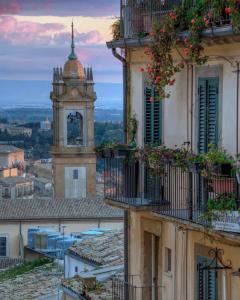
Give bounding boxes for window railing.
[120,0,231,38]
[112,275,162,300]
[104,156,240,233]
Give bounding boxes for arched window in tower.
[67,112,83,145]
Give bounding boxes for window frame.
[0,235,8,257]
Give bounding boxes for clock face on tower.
[71,88,79,96]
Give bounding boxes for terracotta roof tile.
[0,198,123,220]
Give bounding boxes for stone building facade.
[51,23,96,199]
[104,1,240,299]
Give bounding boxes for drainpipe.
[111,48,129,290]
[236,62,239,156]
[112,48,128,143]
[190,65,194,151]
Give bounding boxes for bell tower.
[51,23,96,199]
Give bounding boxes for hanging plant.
[141,0,240,100]
[225,0,240,30]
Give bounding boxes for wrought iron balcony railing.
[112,275,163,300]
[104,156,240,233]
[120,0,231,39]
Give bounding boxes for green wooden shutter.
[144,87,163,145]
[145,87,152,144]
[198,78,219,153]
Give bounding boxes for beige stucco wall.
[0,151,24,169]
[128,42,240,155]
[128,210,240,300]
[0,219,122,258]
[53,155,96,198]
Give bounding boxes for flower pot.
[102,149,113,158]
[113,148,133,158]
[214,163,232,176]
[211,178,235,194]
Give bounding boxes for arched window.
[67,112,83,145]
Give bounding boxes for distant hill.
[0,80,123,110]
[0,107,122,124]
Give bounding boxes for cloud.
[0,16,104,46]
[0,38,122,82]
[0,16,64,45]
[53,30,102,46]
[0,0,119,17]
[0,1,21,15]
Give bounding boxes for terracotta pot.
[211,178,235,194]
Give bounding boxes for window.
[144,87,163,145]
[67,111,83,146]
[0,236,7,257]
[165,247,172,272]
[198,78,219,153]
[73,169,78,180]
[197,256,218,300]
[74,266,78,273]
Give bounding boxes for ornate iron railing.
[120,0,231,38]
[112,275,162,300]
[104,156,240,232]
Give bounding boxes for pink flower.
[150,96,154,102]
[183,48,189,56]
[225,7,231,14]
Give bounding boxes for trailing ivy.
[141,0,240,100]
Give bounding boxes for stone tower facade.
[51,23,96,199]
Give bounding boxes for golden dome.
[63,59,85,80]
[62,22,85,80]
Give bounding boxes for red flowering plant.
[224,0,240,30]
[142,9,185,100]
[140,0,240,101]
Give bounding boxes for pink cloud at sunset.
[0,0,119,17]
[0,1,21,15]
[0,15,64,45]
[0,0,121,83]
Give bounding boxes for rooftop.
[0,145,23,154]
[61,276,112,300]
[67,230,124,267]
[0,262,63,300]
[0,176,33,186]
[34,177,52,184]
[0,197,123,221]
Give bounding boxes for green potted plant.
[111,18,122,40]
[94,141,115,158]
[187,152,205,172]
[204,194,240,233]
[204,144,235,176]
[128,113,138,148]
[112,142,136,158]
[171,145,190,170]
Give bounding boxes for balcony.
[120,0,232,40]
[104,156,240,233]
[112,275,163,300]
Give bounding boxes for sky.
[0,0,122,83]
